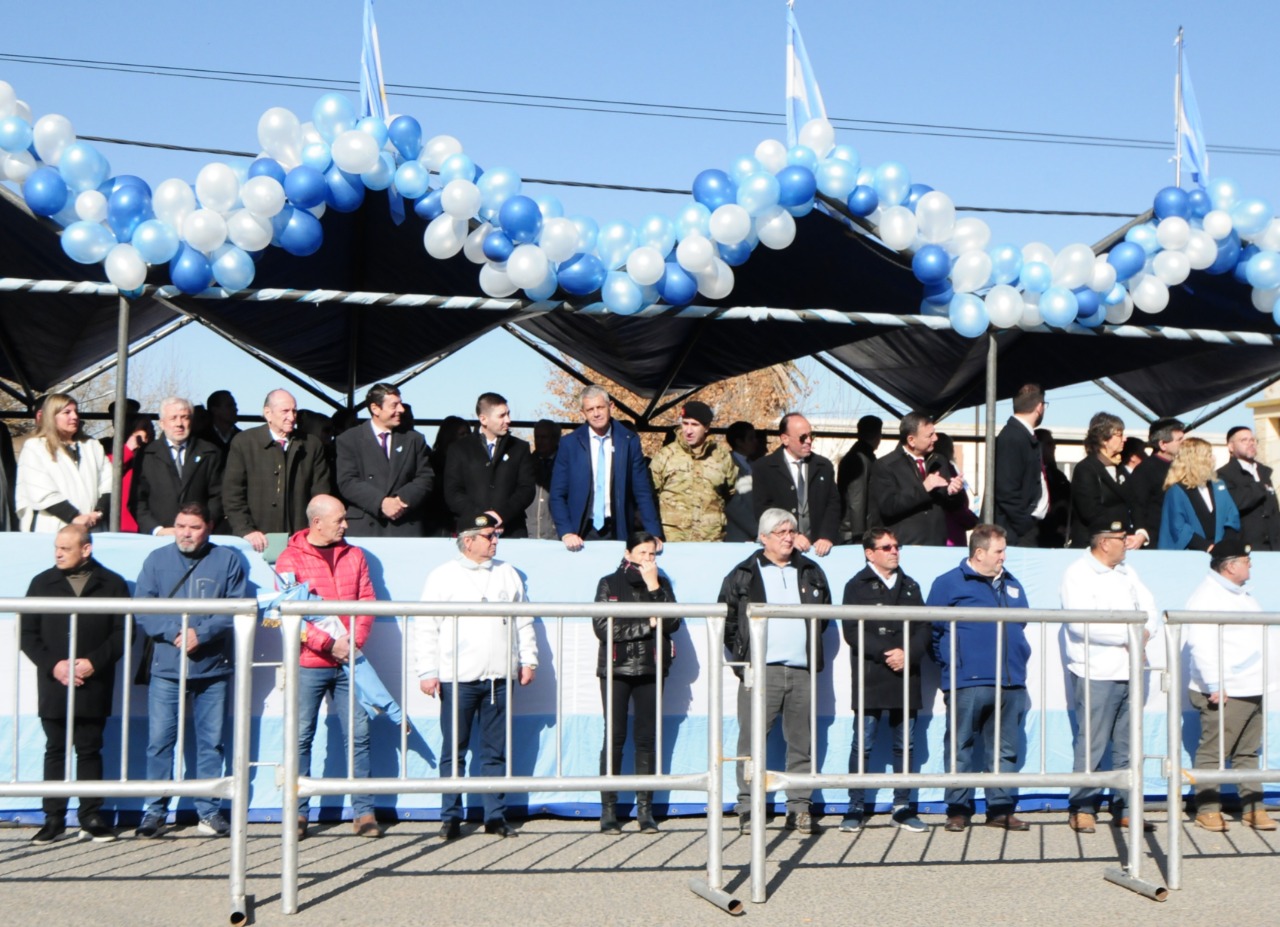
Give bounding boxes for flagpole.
[1174,26,1184,187]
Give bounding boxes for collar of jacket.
[958,556,1011,587]
[285,529,349,559]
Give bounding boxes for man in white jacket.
[1184,536,1277,832]
[417,513,538,840]
[1060,517,1161,834]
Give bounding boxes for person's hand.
[793,533,813,552]
[813,538,833,557]
[652,537,664,553]
[1209,691,1228,705]
[519,666,536,686]
[420,677,440,698]
[156,527,176,537]
[244,531,268,553]
[175,628,200,654]
[73,658,94,680]
[52,659,75,687]
[72,513,94,527]
[562,533,584,551]
[946,475,965,495]
[883,648,906,673]
[484,510,504,529]
[637,558,660,591]
[923,472,948,492]
[1123,534,1143,550]
[329,635,351,663]
[381,496,408,521]
[126,430,148,452]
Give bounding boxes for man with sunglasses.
[751,413,839,557]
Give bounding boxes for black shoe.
[737,812,751,835]
[78,812,117,843]
[635,796,659,835]
[134,811,166,839]
[31,820,65,845]
[484,819,517,838]
[784,811,819,835]
[438,820,461,841]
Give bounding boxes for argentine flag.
[785,6,828,148]
[1177,39,1209,187]
[360,0,405,224]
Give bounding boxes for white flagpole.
[1174,26,1184,187]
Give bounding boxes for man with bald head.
[276,494,381,839]
[223,388,333,552]
[20,525,129,844]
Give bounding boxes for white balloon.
[538,217,579,263]
[225,209,273,252]
[1130,274,1170,313]
[1104,292,1134,324]
[626,245,666,286]
[676,234,715,274]
[32,113,75,165]
[951,250,993,293]
[1018,291,1043,328]
[1184,229,1217,270]
[13,99,32,125]
[1022,242,1055,266]
[798,118,835,157]
[1152,250,1190,287]
[75,190,108,223]
[1,150,36,183]
[423,214,468,260]
[696,257,735,300]
[914,191,955,244]
[754,139,787,173]
[1051,243,1096,289]
[949,217,991,255]
[0,81,14,118]
[1257,219,1280,253]
[194,162,240,214]
[1203,209,1233,240]
[309,202,327,219]
[709,204,751,245]
[441,178,481,218]
[331,129,380,174]
[182,209,228,253]
[241,175,286,218]
[506,244,550,290]
[300,121,323,147]
[479,261,517,297]
[984,284,1024,328]
[1090,256,1117,294]
[153,178,197,230]
[876,205,916,251]
[756,205,797,249]
[104,243,147,290]
[1252,286,1279,313]
[1155,216,1190,251]
[256,107,302,168]
[422,135,463,171]
[463,222,493,264]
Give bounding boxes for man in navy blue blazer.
[549,385,662,550]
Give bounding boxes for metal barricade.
[744,604,1166,904]
[1163,609,1279,891]
[2,596,259,926]
[274,599,739,916]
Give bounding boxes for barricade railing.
[273,599,739,916]
[2,596,259,926]
[1163,609,1280,891]
[743,604,1165,904]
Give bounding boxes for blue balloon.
[248,158,286,183]
[483,230,515,263]
[1020,261,1052,293]
[736,172,780,216]
[360,152,395,192]
[828,145,860,172]
[524,269,558,301]
[279,208,324,256]
[107,184,153,242]
[284,166,327,209]
[438,153,476,185]
[300,142,332,173]
[536,195,564,219]
[415,190,444,221]
[1039,286,1079,327]
[1124,222,1159,256]
[211,244,255,292]
[1206,231,1241,275]
[0,116,33,153]
[656,262,698,306]
[775,165,817,208]
[476,167,522,211]
[572,216,600,253]
[846,185,879,217]
[692,169,736,210]
[948,293,989,339]
[872,161,911,207]
[102,174,150,196]
[718,239,754,267]
[636,213,676,254]
[787,200,816,218]
[557,253,607,296]
[905,183,934,212]
[387,116,423,161]
[1245,251,1280,290]
[728,155,763,185]
[313,92,357,143]
[1104,283,1127,306]
[920,298,949,318]
[673,202,710,241]
[785,146,818,173]
[498,195,543,244]
[912,244,951,285]
[356,117,389,151]
[815,159,857,200]
[1077,307,1106,329]
[1186,188,1211,219]
[24,167,69,217]
[169,244,213,294]
[1153,186,1190,220]
[269,205,294,246]
[394,161,430,200]
[1106,241,1147,282]
[60,220,116,264]
[325,166,365,213]
[922,280,953,306]
[988,244,1022,285]
[602,271,643,315]
[57,142,110,193]
[1230,198,1273,239]
[1073,287,1101,319]
[1233,244,1260,285]
[132,219,181,265]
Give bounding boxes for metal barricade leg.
[748,616,768,905]
[1166,622,1184,891]
[229,614,257,926]
[280,615,302,915]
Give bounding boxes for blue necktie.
[592,434,607,532]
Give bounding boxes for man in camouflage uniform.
[649,401,740,542]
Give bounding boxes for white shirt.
[370,421,393,457]
[1237,458,1260,481]
[587,428,614,519]
[1015,416,1050,520]
[1185,570,1269,697]
[1060,551,1161,679]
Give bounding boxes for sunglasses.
[794,433,813,443]
[871,544,900,552]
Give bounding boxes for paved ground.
[2,810,1277,926]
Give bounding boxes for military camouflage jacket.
[649,435,740,542]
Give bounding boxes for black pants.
[40,716,107,819]
[599,675,658,774]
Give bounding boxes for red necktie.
[915,458,926,480]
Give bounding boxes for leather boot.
[599,793,622,834]
[635,750,659,834]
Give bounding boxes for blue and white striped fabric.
[785,6,828,148]
[1177,38,1210,187]
[360,0,405,224]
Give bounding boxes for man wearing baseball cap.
[648,401,740,542]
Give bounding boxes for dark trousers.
[40,716,107,819]
[942,685,1028,816]
[734,664,812,815]
[439,679,509,824]
[599,675,657,775]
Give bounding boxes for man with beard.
[1217,426,1280,551]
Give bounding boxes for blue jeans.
[144,674,228,820]
[1067,674,1132,813]
[847,709,918,816]
[942,685,1028,816]
[439,679,510,824]
[297,666,374,818]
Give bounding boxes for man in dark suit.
[751,412,839,556]
[868,411,966,546]
[335,383,433,537]
[1125,417,1184,544]
[837,415,882,544]
[993,384,1048,547]
[1218,426,1280,551]
[549,385,662,550]
[132,396,225,535]
[19,525,129,844]
[198,389,241,458]
[445,392,536,537]
[222,388,333,552]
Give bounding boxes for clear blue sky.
[2,0,1277,435]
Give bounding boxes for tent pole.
[346,307,360,410]
[1091,379,1156,424]
[501,325,647,422]
[981,333,997,523]
[54,317,194,397]
[109,295,129,532]
[812,353,906,419]
[638,320,709,424]
[1182,371,1280,432]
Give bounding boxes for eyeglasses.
[770,528,798,537]
[871,544,900,552]
[476,532,499,541]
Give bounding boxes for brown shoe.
[784,811,819,835]
[297,816,308,841]
[1114,815,1157,833]
[1194,811,1228,832]
[1243,810,1278,831]
[1068,812,1096,834]
[985,814,1030,831]
[944,815,969,832]
[353,814,382,838]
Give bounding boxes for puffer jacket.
[649,434,740,542]
[593,562,680,677]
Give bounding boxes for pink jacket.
[276,529,376,668]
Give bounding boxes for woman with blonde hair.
[15,394,112,533]
[1158,437,1240,551]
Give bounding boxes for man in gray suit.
[335,383,434,537]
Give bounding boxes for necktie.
[593,435,607,532]
[915,457,926,480]
[487,441,495,461]
[795,459,807,506]
[379,431,390,459]
[278,438,287,453]
[172,443,185,473]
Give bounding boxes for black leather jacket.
[718,550,830,677]
[593,563,680,678]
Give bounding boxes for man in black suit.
[222,388,333,552]
[837,415,882,545]
[445,392,536,537]
[132,396,225,535]
[1218,426,1280,551]
[19,525,129,844]
[335,383,434,537]
[867,411,966,546]
[751,412,839,556]
[993,384,1048,547]
[199,389,241,458]
[1125,417,1184,544]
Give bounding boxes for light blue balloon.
[60,220,116,264]
[394,162,430,200]
[1124,222,1160,256]
[0,115,33,153]
[636,213,676,255]
[360,152,396,191]
[300,142,332,173]
[1230,198,1273,239]
[872,161,911,208]
[132,219,181,264]
[736,172,780,216]
[477,167,522,211]
[920,298,949,318]
[602,271,643,315]
[524,269,558,301]
[1039,286,1079,327]
[211,243,255,292]
[1104,283,1127,306]
[948,293,988,338]
[786,145,818,172]
[815,158,857,200]
[571,216,599,253]
[313,93,357,143]
[674,201,711,241]
[1077,307,1106,329]
[728,155,764,185]
[595,221,637,270]
[1206,176,1240,212]
[57,142,111,194]
[828,145,860,174]
[1272,303,1280,329]
[438,153,476,185]
[356,117,389,150]
[988,244,1023,286]
[787,200,816,218]
[1245,250,1280,290]
[536,195,563,219]
[855,168,875,188]
[1020,261,1052,293]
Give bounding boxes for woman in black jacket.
[1068,411,1140,548]
[592,531,680,834]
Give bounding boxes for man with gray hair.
[720,507,831,835]
[133,396,225,535]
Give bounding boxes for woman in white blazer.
[15,393,111,533]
